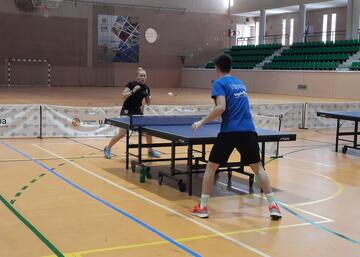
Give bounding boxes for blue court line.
[0,141,201,257]
[279,203,360,246]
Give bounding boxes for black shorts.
[209,131,261,165]
[120,107,143,116]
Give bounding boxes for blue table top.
[144,123,289,139]
[317,111,360,120]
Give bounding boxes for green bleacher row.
[292,40,360,48]
[205,61,258,69]
[229,49,276,56]
[273,53,349,62]
[351,62,360,70]
[231,44,282,50]
[232,62,258,69]
[232,55,267,62]
[282,46,360,55]
[263,62,338,70]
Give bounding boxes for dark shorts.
[120,107,143,116]
[209,131,261,165]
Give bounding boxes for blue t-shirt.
[211,75,255,133]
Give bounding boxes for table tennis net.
[129,115,221,126]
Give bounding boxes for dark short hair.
[213,54,232,73]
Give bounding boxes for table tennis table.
[105,115,296,195]
[317,111,360,153]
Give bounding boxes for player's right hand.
[192,120,203,132]
[133,85,141,92]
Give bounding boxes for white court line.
[216,181,333,223]
[32,143,271,257]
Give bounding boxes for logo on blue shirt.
[234,91,247,98]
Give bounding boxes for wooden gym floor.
[0,87,359,257]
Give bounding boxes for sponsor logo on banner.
[71,117,81,128]
[83,120,98,125]
[0,119,7,125]
[71,117,105,128]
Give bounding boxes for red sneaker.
[269,202,282,220]
[191,204,209,218]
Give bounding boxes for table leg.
[335,119,340,152]
[187,144,193,196]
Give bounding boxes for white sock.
[200,194,210,208]
[265,193,276,206]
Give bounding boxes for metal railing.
[302,30,346,42]
[264,34,289,45]
[236,34,289,46]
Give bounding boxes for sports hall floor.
[0,87,359,257]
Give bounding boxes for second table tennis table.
[317,111,360,153]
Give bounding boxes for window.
[331,13,337,42]
[255,21,260,45]
[282,19,287,45]
[289,18,294,45]
[230,0,234,7]
[322,14,328,42]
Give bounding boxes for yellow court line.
[294,180,343,207]
[41,220,331,257]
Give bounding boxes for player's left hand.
[142,88,150,97]
[192,120,203,132]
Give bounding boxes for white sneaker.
[269,202,282,220]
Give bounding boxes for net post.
[7,59,11,87]
[47,62,51,87]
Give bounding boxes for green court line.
[0,194,64,257]
[11,174,47,205]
